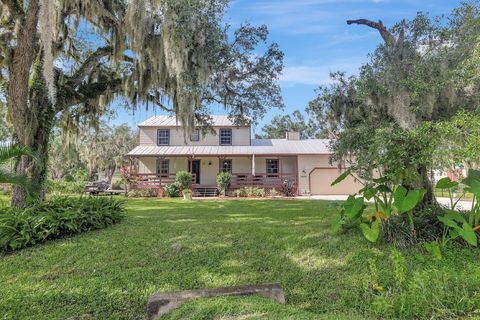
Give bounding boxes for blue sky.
[112,0,462,134]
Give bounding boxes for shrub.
[111,181,125,190]
[175,171,192,190]
[234,186,265,197]
[46,179,84,195]
[216,172,232,196]
[234,188,245,197]
[281,178,296,196]
[254,187,265,197]
[164,183,181,197]
[0,197,125,251]
[128,188,158,198]
[270,188,278,197]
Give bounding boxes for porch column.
[251,154,256,175]
[294,156,299,195]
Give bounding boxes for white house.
[126,115,361,196]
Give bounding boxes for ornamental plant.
[175,171,192,190]
[433,169,480,250]
[332,171,425,243]
[216,172,232,196]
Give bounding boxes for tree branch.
[67,46,113,88]
[347,19,395,45]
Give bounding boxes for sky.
[112,0,463,135]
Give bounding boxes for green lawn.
[1,198,480,319]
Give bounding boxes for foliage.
[216,172,232,196]
[281,178,296,197]
[331,195,366,233]
[45,179,84,195]
[50,124,136,181]
[434,110,480,172]
[234,188,244,197]
[0,196,124,251]
[233,186,266,197]
[163,184,181,198]
[110,181,125,191]
[175,171,192,191]
[331,122,437,192]
[433,170,480,251]
[256,110,314,139]
[128,188,158,198]
[270,187,278,197]
[0,144,39,199]
[332,171,426,243]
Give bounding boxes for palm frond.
[0,144,37,165]
[0,171,39,197]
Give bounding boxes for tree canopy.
[0,0,284,206]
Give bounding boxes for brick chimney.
[285,131,300,140]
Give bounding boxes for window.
[220,159,232,173]
[219,128,232,145]
[156,159,169,176]
[266,159,279,176]
[157,129,170,145]
[190,128,200,142]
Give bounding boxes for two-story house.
[126,115,361,196]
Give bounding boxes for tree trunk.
[8,0,40,207]
[419,164,435,207]
[107,165,117,185]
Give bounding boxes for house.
[126,115,361,196]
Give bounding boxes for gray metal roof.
[127,139,333,156]
[138,115,237,127]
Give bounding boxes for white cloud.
[280,61,363,86]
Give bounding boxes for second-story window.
[219,128,232,145]
[157,129,170,145]
[190,128,200,142]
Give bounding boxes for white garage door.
[310,168,362,195]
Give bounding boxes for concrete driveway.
[296,195,473,211]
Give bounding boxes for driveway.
[296,195,473,211]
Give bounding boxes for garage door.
[310,168,363,195]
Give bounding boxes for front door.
[189,160,201,184]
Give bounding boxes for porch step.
[193,187,218,197]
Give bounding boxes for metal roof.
[127,139,333,156]
[138,115,237,127]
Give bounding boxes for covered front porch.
[127,155,298,194]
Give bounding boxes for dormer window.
[219,129,232,145]
[157,129,170,145]
[190,128,200,142]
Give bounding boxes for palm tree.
[0,144,38,201]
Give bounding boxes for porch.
[127,155,298,194]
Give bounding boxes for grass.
[1,198,480,319]
[435,188,474,200]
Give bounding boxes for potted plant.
[216,172,232,197]
[182,189,192,200]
